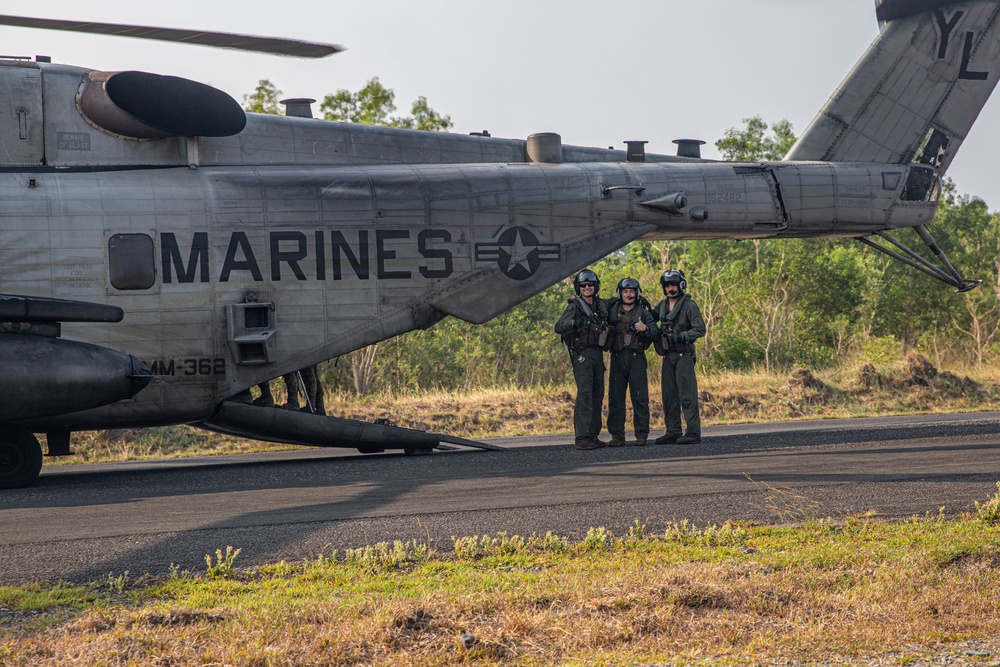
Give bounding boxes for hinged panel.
[0,63,44,165]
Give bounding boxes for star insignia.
[475,226,561,280]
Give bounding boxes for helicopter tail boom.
[787,1,1000,175]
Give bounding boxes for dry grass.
[3,516,1000,666]
[290,353,1000,434]
[47,353,1000,465]
[324,384,577,436]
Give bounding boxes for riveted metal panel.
[0,62,43,165]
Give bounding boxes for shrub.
[975,482,1000,525]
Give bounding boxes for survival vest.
[656,295,697,356]
[562,297,609,352]
[607,300,652,352]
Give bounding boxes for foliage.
[391,96,453,132]
[976,482,1000,524]
[316,286,569,394]
[242,78,282,114]
[320,76,395,125]
[243,76,453,132]
[343,540,431,571]
[205,546,241,579]
[319,77,453,131]
[716,115,797,161]
[103,571,129,595]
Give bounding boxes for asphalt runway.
[2,412,1000,585]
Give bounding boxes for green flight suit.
[653,294,707,438]
[555,296,609,444]
[281,365,325,414]
[606,300,658,441]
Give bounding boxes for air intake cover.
[80,70,247,139]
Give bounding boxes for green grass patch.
[4,502,1000,666]
[0,582,95,611]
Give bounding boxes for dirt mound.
[854,353,984,396]
[935,369,984,395]
[858,363,883,389]
[899,353,983,394]
[904,352,938,386]
[788,368,827,391]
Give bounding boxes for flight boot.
[654,433,681,445]
[575,436,603,451]
[675,434,701,445]
[608,435,626,447]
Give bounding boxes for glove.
[667,331,684,344]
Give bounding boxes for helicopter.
[0,0,997,489]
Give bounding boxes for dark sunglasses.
[578,282,595,288]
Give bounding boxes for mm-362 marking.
[147,358,226,377]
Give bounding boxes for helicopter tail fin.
[785,0,1000,174]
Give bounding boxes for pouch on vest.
[584,320,608,348]
[652,336,667,357]
[578,297,608,348]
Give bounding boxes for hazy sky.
[5,1,1000,207]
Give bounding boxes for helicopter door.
[0,62,44,166]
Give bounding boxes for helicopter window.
[882,172,901,190]
[108,234,156,290]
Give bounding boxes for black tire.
[0,425,43,490]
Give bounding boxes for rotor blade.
[0,14,343,58]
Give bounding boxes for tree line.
[326,185,994,395]
[244,81,1000,394]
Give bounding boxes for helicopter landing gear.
[0,425,43,490]
[858,224,981,292]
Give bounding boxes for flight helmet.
[616,277,641,300]
[574,269,600,295]
[660,269,687,295]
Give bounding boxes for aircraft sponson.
[876,0,977,22]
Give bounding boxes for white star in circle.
[504,229,535,273]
